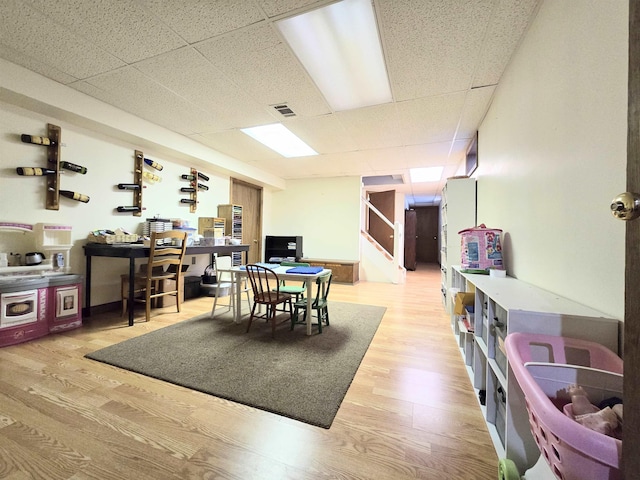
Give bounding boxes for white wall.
[477,0,628,319]
[268,177,362,261]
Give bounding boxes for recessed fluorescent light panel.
[410,166,444,183]
[241,123,318,158]
[276,0,392,112]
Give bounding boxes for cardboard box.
[454,292,475,316]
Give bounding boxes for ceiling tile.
[71,67,220,135]
[456,85,496,140]
[25,0,187,63]
[396,92,466,145]
[196,129,283,162]
[472,0,540,87]
[0,44,77,84]
[335,104,403,150]
[378,0,494,101]
[256,0,325,18]
[140,0,266,44]
[134,47,274,131]
[0,0,125,79]
[196,23,330,117]
[402,141,469,169]
[284,115,359,154]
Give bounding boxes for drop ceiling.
[0,0,541,206]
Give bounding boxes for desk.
[222,265,331,336]
[83,243,250,326]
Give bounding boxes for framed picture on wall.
[466,132,478,176]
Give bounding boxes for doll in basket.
[568,384,623,439]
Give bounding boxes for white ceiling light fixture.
[276,0,392,112]
[410,166,444,183]
[241,123,318,158]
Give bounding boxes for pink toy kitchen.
[0,222,82,347]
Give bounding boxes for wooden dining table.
[219,264,331,336]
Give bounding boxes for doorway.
[415,206,440,264]
[231,179,262,264]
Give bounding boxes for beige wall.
[268,176,362,261]
[477,0,628,319]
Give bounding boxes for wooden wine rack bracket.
[46,123,61,210]
[133,150,143,216]
[190,167,197,213]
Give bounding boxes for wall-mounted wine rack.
[180,168,209,213]
[46,124,61,210]
[17,123,90,210]
[115,150,144,215]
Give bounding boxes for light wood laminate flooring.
[0,264,498,479]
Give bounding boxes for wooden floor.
[0,264,498,479]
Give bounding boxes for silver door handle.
[611,192,640,220]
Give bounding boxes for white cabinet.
[450,266,619,473]
[217,204,243,266]
[439,178,476,311]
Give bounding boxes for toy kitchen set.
[0,222,82,347]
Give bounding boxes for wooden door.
[231,179,262,264]
[624,2,639,475]
[415,206,440,264]
[404,209,417,270]
[368,190,395,255]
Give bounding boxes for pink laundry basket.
[504,332,623,480]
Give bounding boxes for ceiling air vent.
[273,104,296,117]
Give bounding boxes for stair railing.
[362,195,403,272]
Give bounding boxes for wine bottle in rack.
[141,171,162,182]
[117,206,141,213]
[58,161,87,174]
[197,172,210,181]
[180,199,196,204]
[21,134,57,146]
[136,152,163,171]
[59,190,90,203]
[197,183,209,191]
[16,167,57,176]
[181,174,196,181]
[180,187,196,193]
[117,183,141,190]
[144,158,163,171]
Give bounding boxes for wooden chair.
[201,255,251,318]
[291,272,332,333]
[245,264,293,337]
[132,230,187,322]
[120,265,162,317]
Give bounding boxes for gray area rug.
[85,301,385,428]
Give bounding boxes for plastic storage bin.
[458,224,503,273]
[505,332,623,480]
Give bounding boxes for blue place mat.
[285,266,324,274]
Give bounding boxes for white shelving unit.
[439,177,476,312]
[449,266,619,474]
[217,204,243,266]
